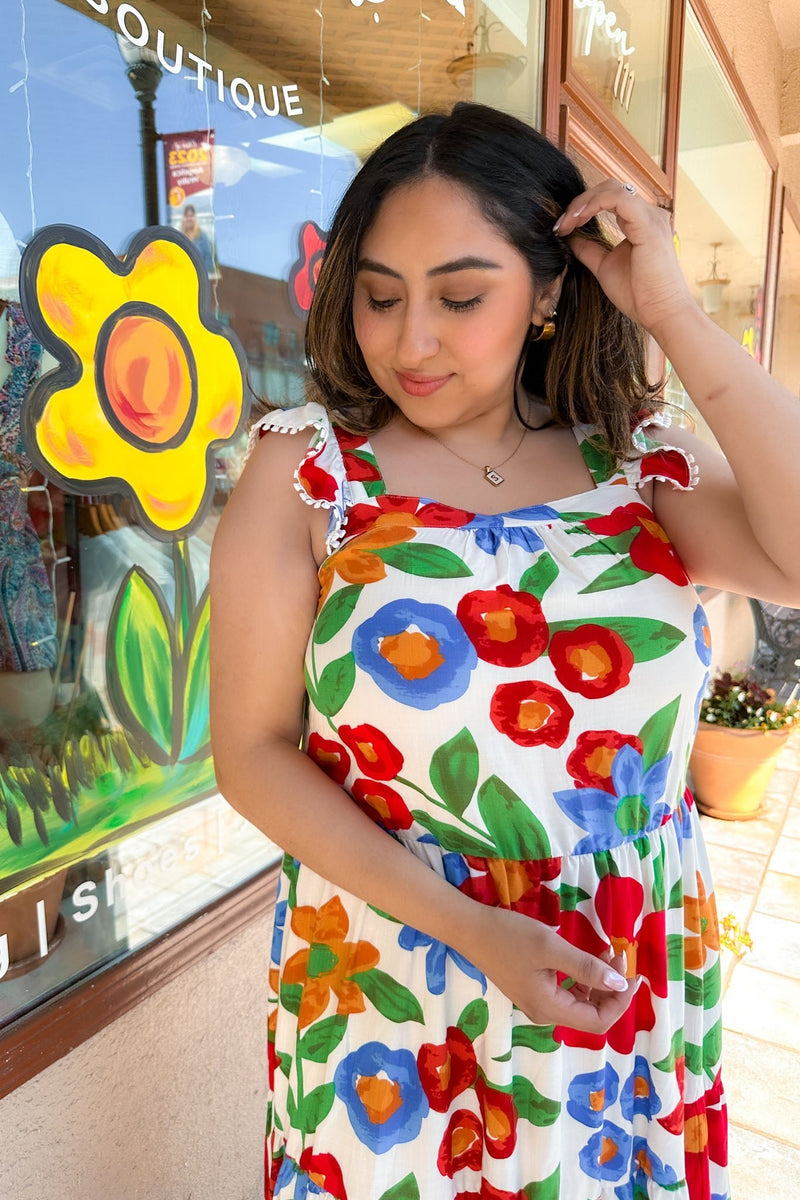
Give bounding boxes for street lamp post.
[117,37,163,228]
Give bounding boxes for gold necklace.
[421,422,528,486]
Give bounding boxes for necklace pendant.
[484,466,504,487]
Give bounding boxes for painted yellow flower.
[20,225,246,537]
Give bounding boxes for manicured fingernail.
[603,970,628,991]
[553,215,564,232]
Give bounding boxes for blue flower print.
[578,1121,632,1183]
[554,743,673,852]
[271,899,287,966]
[613,1136,680,1198]
[273,1154,329,1200]
[619,1056,662,1121]
[334,1041,429,1152]
[466,510,555,556]
[397,925,487,995]
[352,599,477,710]
[567,1062,620,1128]
[693,604,712,667]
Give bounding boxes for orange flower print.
[283,895,380,1029]
[317,512,419,607]
[684,871,720,970]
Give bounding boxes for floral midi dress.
[253,401,729,1200]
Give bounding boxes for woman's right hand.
[474,905,639,1032]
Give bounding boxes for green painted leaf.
[518,552,559,601]
[667,933,684,981]
[703,961,722,1011]
[279,981,303,1016]
[559,511,603,523]
[457,998,489,1041]
[639,696,681,770]
[315,652,356,716]
[573,529,638,557]
[172,539,196,652]
[297,1015,348,1062]
[477,775,551,859]
[378,1174,420,1200]
[580,436,617,484]
[523,1167,561,1200]
[106,567,176,764]
[295,1082,335,1134]
[652,842,666,911]
[410,810,495,857]
[684,1039,702,1077]
[350,968,424,1023]
[179,588,211,762]
[314,585,363,645]
[668,877,684,909]
[558,883,590,911]
[429,728,479,818]
[512,1075,560,1126]
[653,1027,684,1072]
[545,617,685,663]
[278,1051,292,1079]
[364,479,387,498]
[375,544,472,579]
[578,560,652,594]
[703,1018,723,1076]
[512,1024,559,1054]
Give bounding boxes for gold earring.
[529,311,557,342]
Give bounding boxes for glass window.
[569,0,671,163]
[772,206,800,398]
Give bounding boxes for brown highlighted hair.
[305,102,661,460]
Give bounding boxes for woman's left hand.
[554,180,695,336]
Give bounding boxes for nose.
[395,300,440,368]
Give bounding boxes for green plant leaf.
[378,1174,420,1200]
[573,529,638,557]
[172,539,196,652]
[410,810,495,857]
[703,1018,723,1076]
[375,544,472,578]
[518,552,559,601]
[456,998,489,1041]
[106,567,177,764]
[477,775,551,858]
[295,1082,335,1134]
[179,588,211,762]
[512,1075,560,1126]
[653,1027,684,1073]
[578,561,652,594]
[314,585,364,645]
[350,968,425,1023]
[580,436,617,484]
[546,617,684,663]
[639,696,681,769]
[512,1024,559,1054]
[297,1016,348,1063]
[667,933,684,981]
[523,1167,561,1200]
[429,727,479,818]
[558,883,590,911]
[315,652,356,716]
[279,981,303,1016]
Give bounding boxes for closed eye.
[366,295,483,313]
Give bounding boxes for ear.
[531,268,568,323]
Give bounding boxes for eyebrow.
[356,255,502,279]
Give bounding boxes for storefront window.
[772,205,800,397]
[668,4,773,436]
[0,0,545,1041]
[569,0,671,163]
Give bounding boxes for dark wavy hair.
[304,102,661,460]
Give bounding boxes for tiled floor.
[699,734,800,1199]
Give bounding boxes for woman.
[210,103,800,1199]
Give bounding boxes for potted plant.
[689,670,799,820]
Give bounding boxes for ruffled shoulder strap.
[247,402,350,553]
[573,410,698,493]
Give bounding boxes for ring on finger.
[621,181,637,195]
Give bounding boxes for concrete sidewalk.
[698,733,800,1195]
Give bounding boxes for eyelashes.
[365,296,483,314]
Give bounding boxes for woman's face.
[352,175,555,430]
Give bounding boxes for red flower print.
[339,724,404,780]
[459,855,561,926]
[457,585,549,668]
[333,427,369,452]
[346,495,474,540]
[455,1185,527,1200]
[490,680,574,748]
[417,1026,477,1112]
[639,446,694,490]
[684,1069,728,1197]
[437,1108,484,1177]
[584,502,689,586]
[307,733,351,784]
[341,450,382,483]
[351,778,413,830]
[476,1076,518,1158]
[566,729,644,792]
[549,624,634,699]
[297,1148,348,1200]
[288,220,327,316]
[298,447,338,503]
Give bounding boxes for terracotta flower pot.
[689,722,791,820]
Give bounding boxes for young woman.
[210,103,800,1200]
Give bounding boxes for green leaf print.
[363,478,387,498]
[278,1052,292,1079]
[652,841,667,910]
[457,998,489,1041]
[668,876,684,909]
[639,696,681,770]
[518,552,559,601]
[558,883,591,911]
[350,968,425,1024]
[374,543,473,578]
[545,617,685,663]
[685,963,721,1010]
[378,1174,421,1200]
[314,585,363,644]
[279,982,303,1017]
[667,933,685,981]
[572,528,638,557]
[295,1082,335,1134]
[477,776,552,859]
[592,851,621,879]
[297,1015,348,1063]
[522,1167,561,1200]
[578,560,652,594]
[511,1024,559,1054]
[429,727,480,818]
[512,1075,560,1126]
[703,1018,723,1077]
[410,810,496,857]
[580,436,617,485]
[315,652,356,716]
[654,1027,685,1073]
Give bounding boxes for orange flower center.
[483,608,518,643]
[568,644,612,680]
[102,312,193,445]
[599,1136,618,1165]
[356,1074,403,1124]
[586,745,616,778]
[517,699,552,730]
[379,630,444,679]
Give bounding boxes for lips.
[395,371,452,397]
